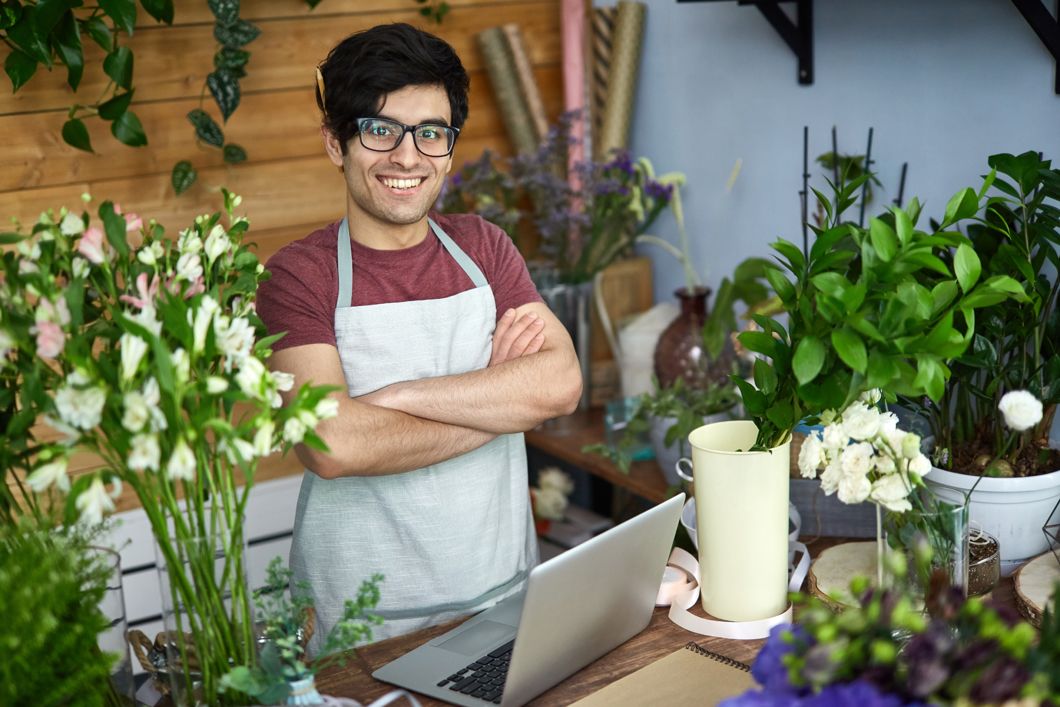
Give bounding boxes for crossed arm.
[269,302,582,479]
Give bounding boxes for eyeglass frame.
[354,117,461,157]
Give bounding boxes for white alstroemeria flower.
[206,376,229,394]
[172,347,190,384]
[840,402,880,441]
[272,371,295,393]
[120,333,148,382]
[538,467,574,495]
[907,453,932,478]
[122,390,150,432]
[839,441,874,479]
[283,417,307,444]
[36,296,71,326]
[178,229,203,254]
[176,252,203,283]
[192,295,220,353]
[820,459,842,496]
[72,256,90,279]
[837,472,872,505]
[141,377,167,431]
[870,474,913,513]
[998,390,1043,432]
[130,306,162,336]
[297,408,319,429]
[221,437,257,465]
[166,439,197,482]
[54,375,106,430]
[252,422,275,458]
[797,434,824,479]
[215,315,254,370]
[75,477,121,525]
[128,433,161,472]
[235,357,268,400]
[203,224,230,264]
[533,486,568,521]
[27,458,70,493]
[43,415,79,446]
[314,398,339,420]
[137,241,164,266]
[59,212,84,236]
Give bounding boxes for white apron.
[290,217,538,654]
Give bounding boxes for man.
[257,23,582,652]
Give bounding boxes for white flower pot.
[924,465,1060,576]
[683,420,790,621]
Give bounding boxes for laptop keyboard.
[436,638,515,704]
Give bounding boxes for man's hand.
[489,308,545,366]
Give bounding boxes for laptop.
[373,492,685,706]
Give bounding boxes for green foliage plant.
[221,557,383,703]
[910,151,1060,477]
[738,174,1027,451]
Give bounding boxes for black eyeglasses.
[355,117,459,157]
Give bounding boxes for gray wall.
[621,0,1060,302]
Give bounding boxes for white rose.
[901,433,923,460]
[120,333,148,382]
[283,417,307,444]
[822,423,848,455]
[166,439,197,482]
[797,434,824,479]
[27,458,70,493]
[837,473,872,505]
[907,453,932,478]
[840,402,880,441]
[128,433,161,472]
[75,477,120,525]
[878,411,899,435]
[998,390,1043,432]
[820,459,842,496]
[839,441,874,479]
[874,453,896,475]
[538,467,574,495]
[533,486,568,521]
[122,391,150,433]
[870,474,913,513]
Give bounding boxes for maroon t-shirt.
[257,212,542,352]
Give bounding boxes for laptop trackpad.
[436,620,515,656]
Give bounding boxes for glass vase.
[89,546,135,706]
[153,528,254,706]
[876,497,970,608]
[653,287,733,391]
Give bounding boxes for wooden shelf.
[525,409,672,504]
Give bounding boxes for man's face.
[329,83,454,230]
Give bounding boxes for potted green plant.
[909,151,1060,575]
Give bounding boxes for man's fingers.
[507,315,545,358]
[490,311,544,366]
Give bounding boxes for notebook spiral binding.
[684,642,751,672]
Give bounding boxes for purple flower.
[751,624,811,694]
[804,681,911,707]
[644,180,674,202]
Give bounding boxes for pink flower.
[119,272,160,310]
[114,204,142,233]
[34,321,64,359]
[78,226,106,264]
[183,276,206,299]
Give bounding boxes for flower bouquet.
[530,467,574,535]
[0,192,336,705]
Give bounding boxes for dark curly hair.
[316,23,470,155]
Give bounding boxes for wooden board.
[1013,551,1060,627]
[806,540,876,611]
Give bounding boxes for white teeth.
[382,177,423,190]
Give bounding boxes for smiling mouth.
[380,176,425,191]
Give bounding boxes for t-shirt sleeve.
[481,222,543,318]
[257,243,337,352]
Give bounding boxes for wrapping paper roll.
[477,26,538,155]
[596,1,646,160]
[590,6,616,146]
[502,24,549,143]
[561,0,587,173]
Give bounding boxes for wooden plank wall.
[0,0,563,264]
[2,0,563,506]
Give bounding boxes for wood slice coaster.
[807,541,876,611]
[1013,552,1060,627]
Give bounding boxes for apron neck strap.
[335,217,488,309]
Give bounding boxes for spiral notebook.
[571,642,755,706]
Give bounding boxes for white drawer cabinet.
[101,474,303,674]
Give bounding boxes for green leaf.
[103,46,133,89]
[33,0,79,37]
[7,9,52,64]
[942,187,979,226]
[111,110,147,146]
[831,327,867,373]
[738,330,778,359]
[0,0,21,30]
[208,0,239,24]
[99,201,130,257]
[792,336,826,385]
[214,18,260,47]
[222,143,247,164]
[811,272,850,301]
[868,217,898,261]
[733,378,766,416]
[187,108,224,147]
[4,50,37,92]
[953,243,981,293]
[53,9,83,90]
[771,238,805,274]
[61,118,93,152]
[763,266,794,303]
[171,160,197,194]
[81,16,113,51]
[930,281,958,316]
[98,89,134,120]
[866,351,899,389]
[893,206,913,245]
[207,69,240,121]
[139,0,173,23]
[753,359,777,397]
[99,0,136,35]
[912,356,947,402]
[214,47,250,73]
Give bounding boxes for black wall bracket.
[1010,0,1060,94]
[676,0,814,85]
